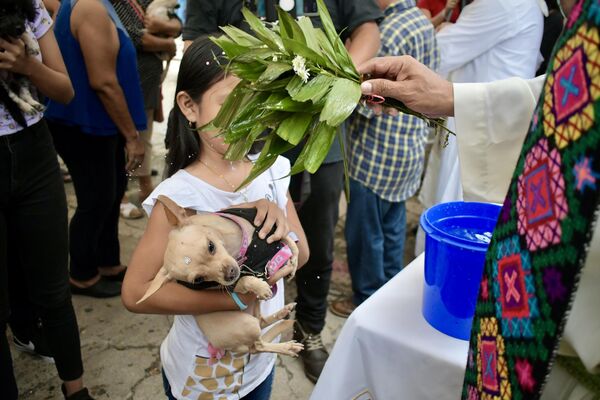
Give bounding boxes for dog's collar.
[213,212,250,264]
[177,278,223,290]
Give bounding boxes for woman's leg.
[49,122,120,285]
[96,134,126,269]
[5,122,85,394]
[0,194,18,399]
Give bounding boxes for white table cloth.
[311,254,470,400]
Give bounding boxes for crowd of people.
[2,0,591,399]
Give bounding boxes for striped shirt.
[348,0,439,202]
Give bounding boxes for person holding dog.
[121,37,309,400]
[0,0,94,398]
[45,0,147,297]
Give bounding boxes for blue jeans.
[345,178,407,305]
[163,368,274,400]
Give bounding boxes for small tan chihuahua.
[137,195,303,357]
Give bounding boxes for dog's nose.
[223,264,239,283]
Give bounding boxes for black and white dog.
[0,0,45,128]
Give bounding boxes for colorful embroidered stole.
[461,1,600,398]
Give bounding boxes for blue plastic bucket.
[420,201,501,340]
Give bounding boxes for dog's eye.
[208,241,216,255]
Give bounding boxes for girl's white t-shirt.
[142,156,291,400]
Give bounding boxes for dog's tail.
[0,81,27,128]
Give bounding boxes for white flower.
[292,55,310,83]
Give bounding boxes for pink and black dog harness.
[178,208,293,296]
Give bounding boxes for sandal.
[120,202,144,219]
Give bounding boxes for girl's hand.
[0,37,35,75]
[234,199,289,243]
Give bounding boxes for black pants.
[0,121,84,398]
[49,122,126,281]
[293,161,344,333]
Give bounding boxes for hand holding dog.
[0,37,34,76]
[234,199,289,244]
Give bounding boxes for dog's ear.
[136,267,172,304]
[157,195,187,226]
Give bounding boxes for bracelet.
[231,293,248,311]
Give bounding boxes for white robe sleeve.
[453,75,545,203]
[436,0,514,77]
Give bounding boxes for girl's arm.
[122,202,256,314]
[0,30,74,104]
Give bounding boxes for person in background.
[418,0,461,27]
[182,0,244,50]
[416,0,546,255]
[0,0,93,398]
[329,0,439,318]
[112,0,182,219]
[180,0,382,384]
[286,0,382,385]
[45,0,147,297]
[537,0,564,75]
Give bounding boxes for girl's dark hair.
[164,36,227,177]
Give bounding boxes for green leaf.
[338,129,350,201]
[213,83,251,129]
[224,123,266,160]
[263,92,309,112]
[220,25,263,47]
[234,47,277,63]
[281,37,329,67]
[236,132,293,189]
[241,7,283,51]
[291,75,335,103]
[320,78,361,127]
[297,16,319,52]
[210,36,252,59]
[303,122,337,173]
[286,76,304,98]
[254,76,293,92]
[256,63,293,85]
[228,61,268,81]
[314,29,343,72]
[277,6,306,43]
[276,113,313,145]
[316,0,340,51]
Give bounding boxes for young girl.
[121,37,309,400]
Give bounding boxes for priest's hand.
[358,55,455,118]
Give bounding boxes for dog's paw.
[254,282,273,300]
[283,341,304,357]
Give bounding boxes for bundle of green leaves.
[210,0,450,190]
